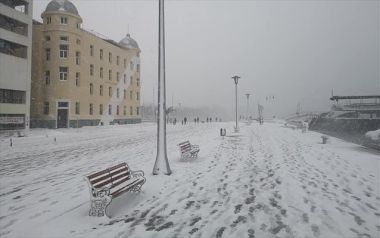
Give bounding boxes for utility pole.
[232,76,240,132]
[153,0,171,175]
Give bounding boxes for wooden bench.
[85,162,146,217]
[178,141,200,159]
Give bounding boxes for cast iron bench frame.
[85,162,146,217]
[178,140,200,159]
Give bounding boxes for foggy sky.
[33,0,380,118]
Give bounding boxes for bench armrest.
[131,170,145,178]
[191,144,200,150]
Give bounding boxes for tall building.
[31,0,141,128]
[0,0,33,131]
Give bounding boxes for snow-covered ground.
[0,121,379,238]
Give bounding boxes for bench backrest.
[178,141,191,153]
[87,162,131,190]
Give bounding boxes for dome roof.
[44,0,79,16]
[119,34,139,50]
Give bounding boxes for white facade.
[0,0,32,131]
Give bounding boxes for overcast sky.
[33,0,379,117]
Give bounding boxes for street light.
[245,93,250,120]
[153,0,171,175]
[232,75,240,132]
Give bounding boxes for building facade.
[31,0,141,128]
[0,0,33,131]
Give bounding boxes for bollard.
[54,137,56,142]
[321,136,329,144]
[10,138,13,147]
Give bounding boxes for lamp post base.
[234,127,240,133]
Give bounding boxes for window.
[130,91,133,100]
[0,38,27,58]
[123,89,126,99]
[43,102,49,114]
[108,105,112,115]
[130,106,133,115]
[117,105,120,115]
[76,51,80,65]
[130,76,133,84]
[109,52,112,63]
[59,45,68,58]
[100,67,103,78]
[109,87,112,97]
[136,106,140,115]
[117,56,119,65]
[123,74,126,84]
[60,36,68,41]
[90,45,94,56]
[123,106,127,115]
[124,59,126,68]
[8,1,29,14]
[45,48,50,60]
[59,67,68,80]
[99,104,103,115]
[76,23,80,29]
[136,92,140,101]
[108,70,112,81]
[137,64,140,73]
[89,103,93,115]
[137,78,140,87]
[75,102,80,114]
[117,88,120,98]
[46,17,51,24]
[0,89,26,104]
[58,102,68,107]
[116,72,119,82]
[76,39,81,45]
[130,62,134,70]
[60,17,67,25]
[90,64,94,76]
[100,85,103,96]
[45,35,50,41]
[45,71,50,85]
[90,83,93,95]
[100,49,103,60]
[75,72,80,86]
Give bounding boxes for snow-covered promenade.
[0,121,379,238]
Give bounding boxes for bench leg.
[89,196,112,217]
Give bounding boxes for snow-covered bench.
[85,162,146,217]
[178,141,200,159]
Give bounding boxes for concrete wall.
[0,0,33,130]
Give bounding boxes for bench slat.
[89,167,129,185]
[88,163,126,179]
[94,178,113,189]
[110,171,131,184]
[111,178,144,198]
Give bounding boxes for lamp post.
[232,75,240,132]
[245,93,250,120]
[153,0,171,175]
